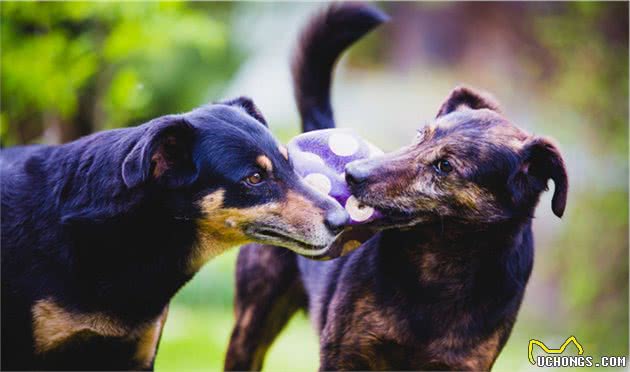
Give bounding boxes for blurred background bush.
[1,2,627,371]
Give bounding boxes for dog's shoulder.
[1,145,57,251]
[1,128,145,227]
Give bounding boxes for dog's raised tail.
[292,3,388,132]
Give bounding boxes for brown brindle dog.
[225,3,568,371]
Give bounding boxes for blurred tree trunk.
[41,112,62,144]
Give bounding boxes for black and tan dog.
[1,96,350,370]
[226,4,568,371]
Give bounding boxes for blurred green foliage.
[533,3,628,155]
[1,1,240,145]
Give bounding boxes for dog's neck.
[65,198,203,322]
[378,218,533,303]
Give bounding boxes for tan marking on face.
[134,306,169,368]
[190,189,258,272]
[191,187,333,272]
[449,182,506,222]
[198,194,280,235]
[448,183,488,209]
[282,190,321,227]
[194,191,241,260]
[279,145,289,160]
[256,155,273,173]
[32,299,128,354]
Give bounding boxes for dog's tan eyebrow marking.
[200,189,225,213]
[278,146,289,160]
[256,155,273,173]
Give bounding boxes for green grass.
[155,249,319,372]
[155,306,232,372]
[155,306,318,372]
[157,305,624,372]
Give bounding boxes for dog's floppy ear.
[219,96,268,127]
[436,86,501,117]
[122,115,198,189]
[510,137,568,217]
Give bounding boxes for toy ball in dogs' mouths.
[287,129,383,259]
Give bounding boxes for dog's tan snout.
[296,178,350,235]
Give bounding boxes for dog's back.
[2,144,60,290]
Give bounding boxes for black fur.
[1,97,347,370]
[292,2,388,132]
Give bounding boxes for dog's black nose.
[325,209,349,235]
[345,163,369,187]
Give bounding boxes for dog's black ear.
[122,115,198,189]
[436,86,501,117]
[510,137,568,218]
[220,96,268,127]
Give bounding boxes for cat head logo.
[528,336,584,365]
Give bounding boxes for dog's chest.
[31,298,168,369]
[321,282,505,370]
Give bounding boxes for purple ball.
[287,129,383,258]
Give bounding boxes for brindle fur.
[225,4,568,371]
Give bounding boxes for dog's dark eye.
[245,172,264,185]
[434,159,453,174]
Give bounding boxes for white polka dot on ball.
[329,133,359,157]
[304,173,332,195]
[301,151,326,165]
[345,195,374,222]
